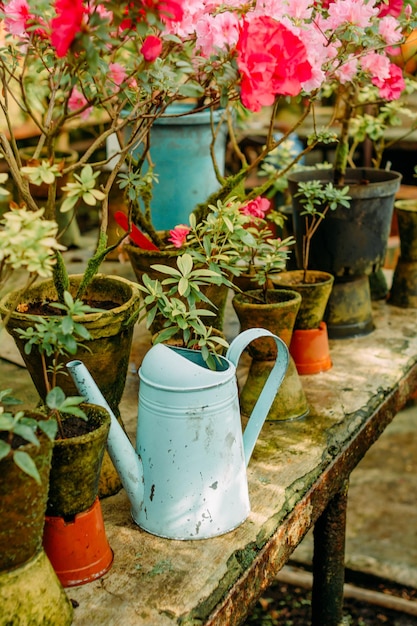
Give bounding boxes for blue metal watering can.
[67,328,288,540]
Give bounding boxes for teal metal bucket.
[131,104,228,231]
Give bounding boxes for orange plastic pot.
[43,498,113,588]
[290,322,332,375]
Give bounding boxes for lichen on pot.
[46,404,111,518]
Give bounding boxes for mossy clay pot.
[271,270,334,330]
[47,404,111,518]
[0,273,140,498]
[0,418,53,571]
[0,549,73,626]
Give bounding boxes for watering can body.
[67,328,289,540]
[136,347,248,539]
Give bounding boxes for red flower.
[121,0,183,31]
[377,0,403,17]
[141,35,163,62]
[51,0,85,58]
[168,225,191,248]
[237,17,312,112]
[157,0,183,24]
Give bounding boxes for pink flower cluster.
[1,0,409,121]
[240,197,271,220]
[168,224,191,248]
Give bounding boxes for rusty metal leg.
[311,480,349,626]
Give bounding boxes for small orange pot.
[43,498,113,587]
[290,322,332,375]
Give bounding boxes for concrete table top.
[66,297,417,626]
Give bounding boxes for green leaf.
[13,423,40,446]
[178,276,189,296]
[177,253,193,276]
[83,191,99,206]
[38,419,58,441]
[46,386,66,410]
[60,195,78,213]
[13,451,41,484]
[178,83,205,98]
[0,440,11,461]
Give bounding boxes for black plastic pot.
[288,168,402,277]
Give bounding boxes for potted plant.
[271,181,352,372]
[13,291,113,587]
[164,195,307,421]
[0,395,74,625]
[0,205,73,624]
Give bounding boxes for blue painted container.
[131,104,228,231]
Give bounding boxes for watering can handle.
[226,328,289,466]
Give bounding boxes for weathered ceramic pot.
[0,418,53,571]
[389,200,417,308]
[0,550,73,626]
[271,270,334,330]
[232,289,309,421]
[47,404,111,518]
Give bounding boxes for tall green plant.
[295,181,352,282]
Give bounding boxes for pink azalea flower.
[361,52,390,80]
[284,0,313,21]
[51,0,85,58]
[237,16,312,112]
[334,56,359,83]
[158,0,184,25]
[326,0,378,30]
[195,12,239,56]
[378,15,403,46]
[68,87,92,120]
[109,63,126,86]
[95,4,113,21]
[168,225,191,248]
[372,62,406,100]
[141,35,163,62]
[240,197,271,219]
[3,0,31,37]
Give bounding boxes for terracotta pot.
[47,404,110,518]
[232,289,302,357]
[0,416,53,571]
[271,270,334,330]
[289,322,332,375]
[43,497,113,588]
[232,289,309,421]
[0,274,140,413]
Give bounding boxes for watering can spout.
[66,360,144,519]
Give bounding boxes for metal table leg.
[311,480,349,626]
